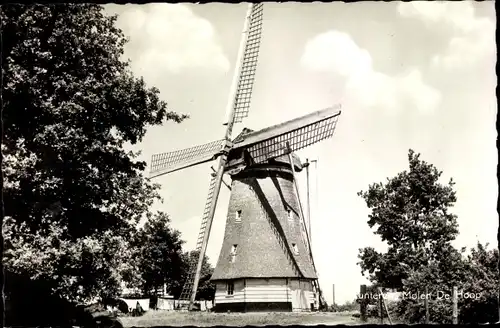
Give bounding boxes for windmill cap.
[268,152,303,172]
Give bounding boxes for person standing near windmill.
[150,3,341,312]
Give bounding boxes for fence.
[154,298,214,311]
[120,297,151,313]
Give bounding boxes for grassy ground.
[120,310,367,327]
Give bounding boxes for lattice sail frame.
[150,4,264,178]
[150,139,225,177]
[232,3,264,124]
[246,112,340,164]
[178,174,219,302]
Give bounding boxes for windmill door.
[290,279,308,311]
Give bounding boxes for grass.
[119,310,366,327]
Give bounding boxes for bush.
[330,300,358,312]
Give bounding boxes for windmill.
[150,3,341,311]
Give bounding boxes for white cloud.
[398,1,496,70]
[300,30,441,114]
[399,70,442,115]
[108,4,230,74]
[301,31,372,78]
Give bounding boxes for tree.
[129,212,185,296]
[398,242,499,324]
[1,4,187,303]
[394,244,469,323]
[330,300,358,312]
[459,242,499,324]
[357,150,499,324]
[357,149,459,290]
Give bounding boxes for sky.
[104,2,497,305]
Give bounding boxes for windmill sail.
[150,139,225,178]
[232,3,264,124]
[224,3,264,126]
[148,0,339,312]
[232,106,341,164]
[179,4,265,310]
[178,174,219,302]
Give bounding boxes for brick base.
[211,302,293,312]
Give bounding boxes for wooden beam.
[452,286,458,324]
[379,292,384,324]
[379,287,393,325]
[360,284,367,322]
[211,166,231,190]
[232,106,341,150]
[286,143,313,262]
[425,286,429,324]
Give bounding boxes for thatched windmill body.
[150,3,341,312]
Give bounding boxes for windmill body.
[210,137,319,311]
[150,3,341,311]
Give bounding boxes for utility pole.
[305,159,311,241]
[304,159,317,246]
[332,284,335,306]
[311,159,317,245]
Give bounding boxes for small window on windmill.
[230,244,238,263]
[287,208,293,221]
[227,281,234,296]
[235,210,242,223]
[292,243,299,255]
